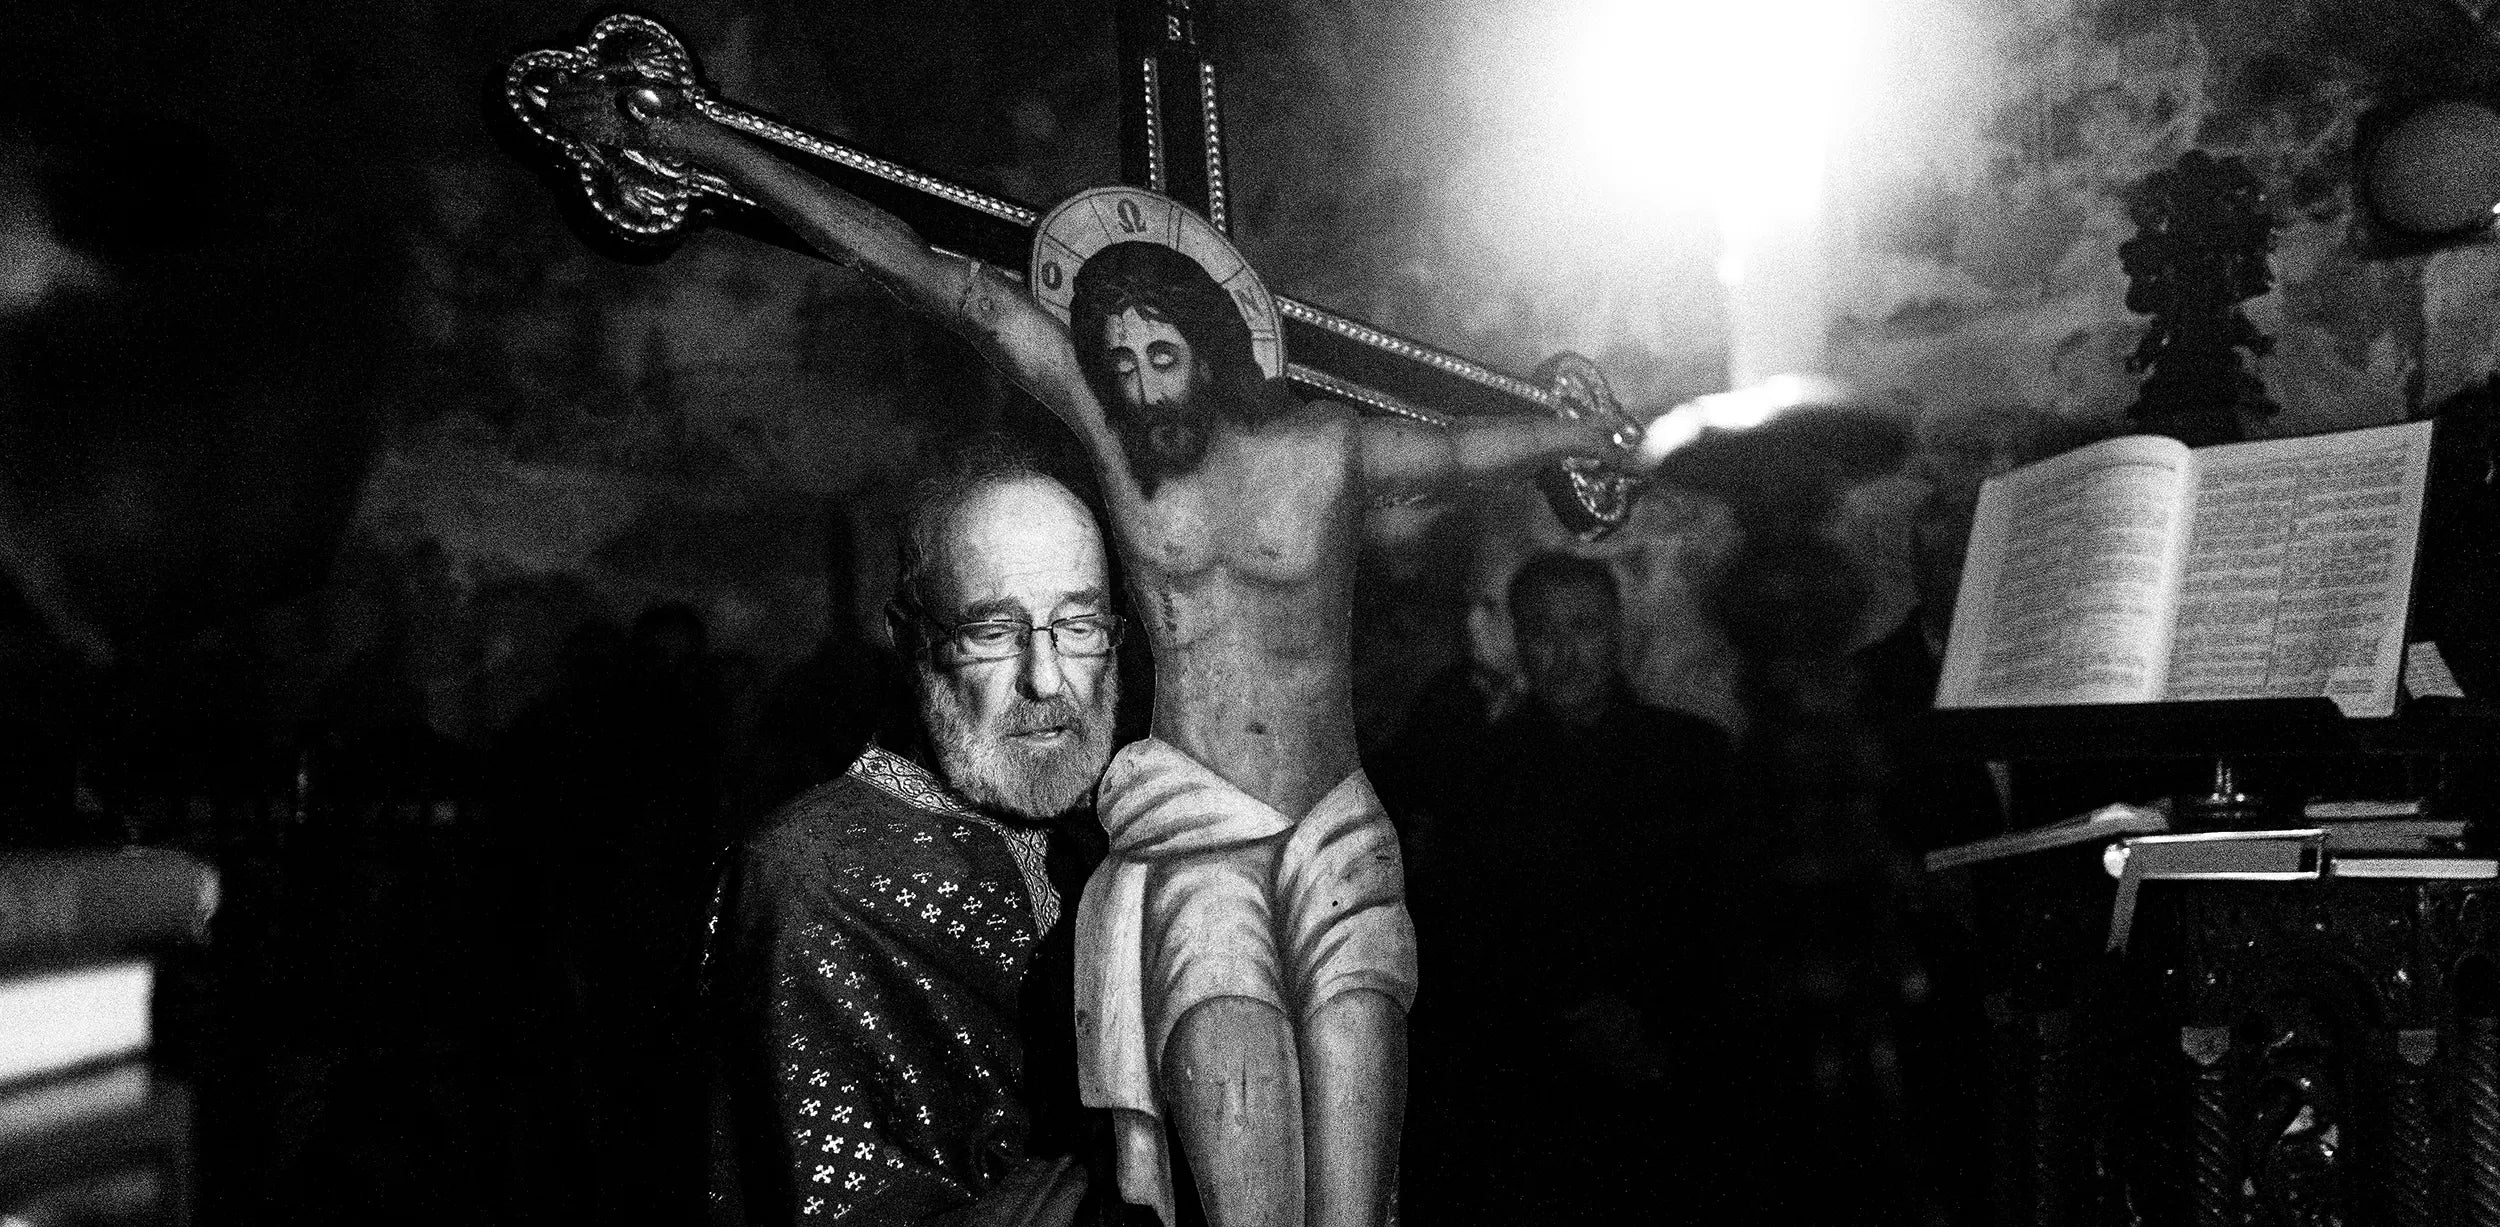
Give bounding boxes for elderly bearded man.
[706,445,1150,1227]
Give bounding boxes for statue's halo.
[1029,187,1285,381]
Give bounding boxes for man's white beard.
[917,667,1119,822]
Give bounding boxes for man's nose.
[1017,633,1069,700]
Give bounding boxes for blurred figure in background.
[1369,532,1526,848]
[1655,396,1951,1226]
[739,500,913,827]
[488,598,730,1224]
[1402,550,1729,1224]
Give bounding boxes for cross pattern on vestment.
[502,3,1644,534]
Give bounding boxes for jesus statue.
[557,83,1648,1227]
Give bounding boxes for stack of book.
[1924,796,2480,876]
[0,847,218,1226]
[2087,801,2487,879]
[2300,798,2484,876]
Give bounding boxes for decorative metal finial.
[504,14,720,245]
[1534,352,1642,541]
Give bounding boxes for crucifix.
[504,8,1657,1227]
[503,5,1645,530]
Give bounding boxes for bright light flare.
[1635,374,1849,468]
[1570,0,1865,276]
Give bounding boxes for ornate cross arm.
[503,13,1641,536]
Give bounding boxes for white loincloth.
[1073,737,1418,1225]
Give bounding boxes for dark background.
[6,0,2500,1223]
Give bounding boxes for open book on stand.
[1937,419,2435,718]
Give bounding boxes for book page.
[2405,641,2466,699]
[2164,420,2433,716]
[1937,435,2197,707]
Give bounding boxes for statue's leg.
[1302,987,1408,1227]
[1163,994,1306,1227]
[1273,783,1417,1227]
[1151,839,1304,1227]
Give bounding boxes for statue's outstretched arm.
[1355,412,1624,500]
[550,85,1121,462]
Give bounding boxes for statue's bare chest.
[1119,424,1351,588]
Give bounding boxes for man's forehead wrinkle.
[953,554,1104,609]
[955,595,1029,622]
[943,476,1102,554]
[955,582,1105,624]
[931,475,1107,619]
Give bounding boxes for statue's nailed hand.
[546,75,710,160]
[1532,352,1642,540]
[507,15,744,241]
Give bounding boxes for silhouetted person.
[741,502,914,827]
[1404,552,1728,1224]
[1370,538,1526,851]
[487,600,728,1224]
[1663,399,1939,1227]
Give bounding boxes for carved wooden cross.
[503,3,1640,533]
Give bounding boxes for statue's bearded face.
[1100,307,1215,479]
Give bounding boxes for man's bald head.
[916,477,1108,625]
[892,440,1099,620]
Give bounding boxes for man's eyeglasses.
[933,613,1127,662]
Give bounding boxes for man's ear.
[884,603,918,658]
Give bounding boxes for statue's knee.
[1301,981,1407,1029]
[1167,993,1293,1051]
[1162,995,1301,1115]
[1303,988,1406,1053]
[1167,995,1295,1069]
[1309,986,1403,1021]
